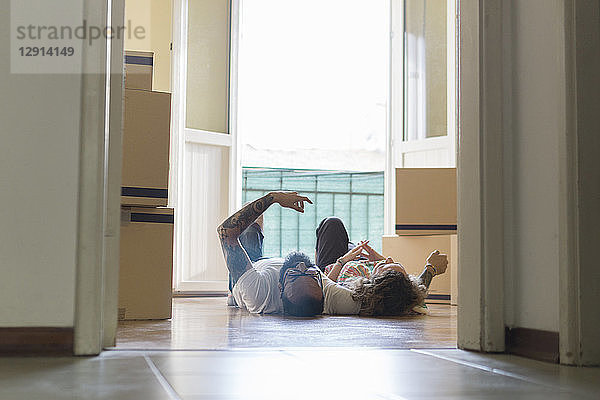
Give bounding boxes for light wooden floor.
[113,297,457,350]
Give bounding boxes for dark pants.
[315,217,354,271]
[229,222,264,291]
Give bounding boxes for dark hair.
[279,251,323,317]
[281,294,323,317]
[279,251,314,284]
[350,270,425,316]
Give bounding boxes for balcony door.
[392,0,456,169]
[170,0,240,294]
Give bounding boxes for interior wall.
[0,0,81,327]
[504,0,563,332]
[124,0,172,92]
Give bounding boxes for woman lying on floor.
[315,217,447,315]
[322,240,446,315]
[219,192,448,318]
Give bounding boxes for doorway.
[112,0,458,351]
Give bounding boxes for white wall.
[124,0,172,92]
[0,0,81,327]
[504,0,563,332]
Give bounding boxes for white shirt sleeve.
[232,258,284,314]
[321,274,361,315]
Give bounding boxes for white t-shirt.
[232,258,285,314]
[321,274,361,315]
[232,258,361,315]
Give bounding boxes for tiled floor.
[2,349,599,399]
[114,298,457,349]
[3,299,599,399]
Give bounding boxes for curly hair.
[349,270,426,316]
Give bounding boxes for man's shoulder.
[253,257,285,270]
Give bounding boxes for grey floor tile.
[0,356,171,400]
[143,349,598,400]
[413,349,600,398]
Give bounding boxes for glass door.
[171,0,239,294]
[393,0,456,168]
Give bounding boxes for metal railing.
[242,168,384,258]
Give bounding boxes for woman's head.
[349,270,425,316]
[372,257,408,277]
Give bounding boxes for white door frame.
[457,0,600,364]
[456,0,505,352]
[559,0,600,366]
[386,0,401,236]
[101,0,125,349]
[170,0,240,293]
[74,0,112,355]
[395,0,457,169]
[387,0,456,235]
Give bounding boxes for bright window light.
[238,0,390,172]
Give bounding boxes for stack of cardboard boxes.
[118,51,174,320]
[382,168,458,305]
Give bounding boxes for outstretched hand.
[426,250,448,275]
[272,191,313,213]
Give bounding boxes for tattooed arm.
[217,191,312,282]
[417,250,448,289]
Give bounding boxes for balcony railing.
[242,168,384,259]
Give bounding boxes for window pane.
[186,0,229,132]
[263,204,281,257]
[333,194,351,229]
[350,194,368,245]
[404,0,447,140]
[315,193,335,227]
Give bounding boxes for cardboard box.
[382,234,456,304]
[119,207,174,320]
[121,89,171,207]
[124,50,153,90]
[395,168,457,235]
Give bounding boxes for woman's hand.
[360,241,385,262]
[337,240,368,265]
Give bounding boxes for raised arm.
[417,250,448,290]
[327,241,367,281]
[217,192,312,283]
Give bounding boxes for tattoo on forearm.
[419,268,435,289]
[217,193,275,280]
[219,194,274,239]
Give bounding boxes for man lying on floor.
[217,191,448,317]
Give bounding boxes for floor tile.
[414,349,600,398]
[0,356,171,400]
